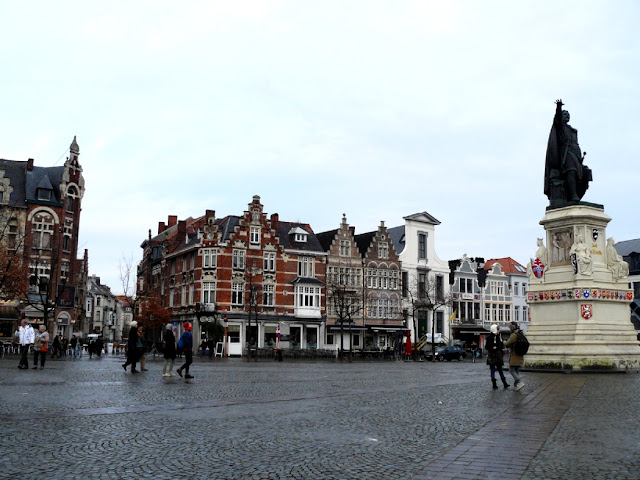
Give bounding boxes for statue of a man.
[544,99,592,206]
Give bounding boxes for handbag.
[40,343,48,352]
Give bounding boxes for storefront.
[0,305,19,339]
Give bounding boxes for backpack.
[513,331,530,356]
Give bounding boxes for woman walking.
[162,323,176,377]
[486,324,509,389]
[176,322,194,379]
[33,325,49,369]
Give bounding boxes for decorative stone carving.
[569,232,592,276]
[606,237,629,281]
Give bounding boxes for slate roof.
[276,221,324,253]
[387,225,405,256]
[0,159,65,207]
[316,229,338,252]
[354,231,376,257]
[615,238,640,256]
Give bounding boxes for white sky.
[2,1,639,294]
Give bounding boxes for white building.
[86,275,123,341]
[388,212,452,346]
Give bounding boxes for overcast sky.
[2,1,639,294]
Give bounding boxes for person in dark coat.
[485,324,509,389]
[176,322,194,379]
[504,322,526,391]
[162,323,176,377]
[122,321,140,373]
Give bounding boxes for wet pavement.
[1,353,639,479]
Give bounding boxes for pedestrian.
[61,336,68,358]
[176,322,194,379]
[122,321,140,373]
[162,323,176,377]
[207,337,214,359]
[504,321,526,391]
[17,319,35,369]
[137,325,148,371]
[70,335,78,360]
[51,334,61,359]
[32,325,49,369]
[486,324,509,389]
[76,335,83,358]
[199,339,207,358]
[96,336,103,358]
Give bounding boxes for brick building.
[138,195,326,355]
[0,137,86,339]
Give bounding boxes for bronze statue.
[544,99,592,207]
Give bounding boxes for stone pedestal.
[525,204,640,371]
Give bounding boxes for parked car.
[425,345,466,361]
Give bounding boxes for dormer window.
[37,188,51,201]
[289,226,308,243]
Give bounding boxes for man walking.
[504,321,525,391]
[17,319,35,369]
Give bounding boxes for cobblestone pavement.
[1,353,639,480]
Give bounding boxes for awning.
[0,306,19,320]
[370,326,407,331]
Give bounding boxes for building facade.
[388,212,452,349]
[137,196,327,355]
[0,137,86,339]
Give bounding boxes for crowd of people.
[14,319,528,390]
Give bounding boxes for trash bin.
[107,343,113,354]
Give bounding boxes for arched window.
[66,186,78,212]
[32,212,54,249]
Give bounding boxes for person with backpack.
[485,324,509,389]
[176,322,194,379]
[505,321,527,391]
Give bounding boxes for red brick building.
[0,137,86,338]
[138,195,326,355]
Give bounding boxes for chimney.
[206,209,215,225]
[27,158,34,171]
[178,220,186,238]
[349,226,355,235]
[158,222,166,234]
[168,215,178,228]
[270,213,279,232]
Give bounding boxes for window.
[515,306,520,322]
[295,232,308,242]
[188,282,194,304]
[61,263,69,282]
[203,249,216,269]
[418,233,427,259]
[202,281,215,304]
[231,283,244,306]
[378,242,388,259]
[181,284,186,306]
[263,252,276,272]
[514,282,519,296]
[7,221,18,249]
[169,289,174,307]
[96,297,101,307]
[250,226,260,245]
[32,212,54,249]
[367,269,377,288]
[436,275,444,301]
[296,285,321,308]
[436,311,444,334]
[489,281,505,296]
[232,249,245,270]
[402,271,408,297]
[263,284,275,306]
[298,257,314,277]
[37,188,51,201]
[418,272,427,298]
[339,240,350,256]
[522,283,527,294]
[65,186,78,212]
[390,270,398,290]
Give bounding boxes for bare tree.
[118,253,140,338]
[326,278,364,361]
[404,271,453,360]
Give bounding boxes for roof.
[354,231,376,257]
[483,257,527,274]
[387,225,405,256]
[276,221,324,253]
[316,229,338,251]
[403,211,441,225]
[615,238,640,256]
